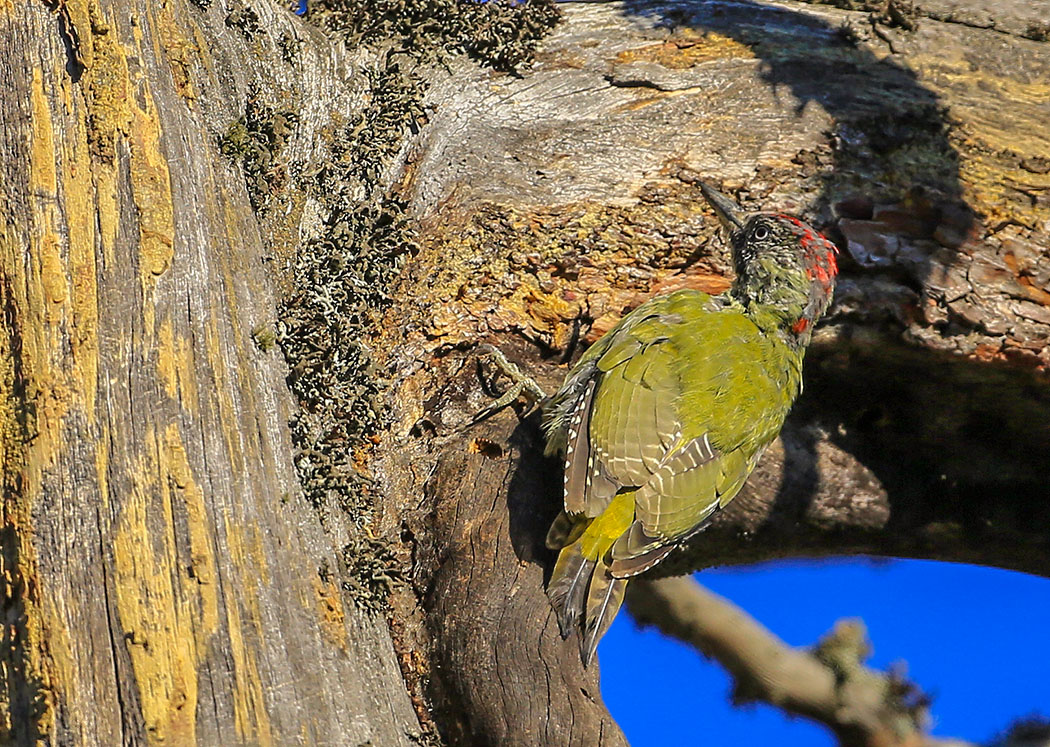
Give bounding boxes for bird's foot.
[470,344,548,425]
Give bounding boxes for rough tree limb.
[376,1,1050,744]
[0,0,421,742]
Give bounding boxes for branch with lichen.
[624,576,976,747]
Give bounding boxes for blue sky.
[600,559,1050,745]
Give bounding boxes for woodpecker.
[543,183,838,665]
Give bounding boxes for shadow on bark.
[603,2,1050,580]
[504,414,563,571]
[622,0,972,229]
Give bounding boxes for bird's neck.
[732,260,816,349]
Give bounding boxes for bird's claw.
[469,344,548,426]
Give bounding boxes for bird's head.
[700,182,838,343]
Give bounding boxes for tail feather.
[545,510,588,550]
[547,543,594,638]
[609,542,674,578]
[547,540,628,666]
[581,568,627,667]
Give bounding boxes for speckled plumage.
[543,184,838,665]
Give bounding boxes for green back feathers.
[544,288,802,529]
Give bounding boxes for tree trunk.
[0,1,420,743]
[1,0,1048,745]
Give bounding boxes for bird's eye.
[753,225,769,240]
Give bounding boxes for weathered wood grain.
[0,0,419,743]
[4,0,1050,744]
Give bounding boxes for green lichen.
[277,186,409,521]
[219,90,298,211]
[273,0,560,612]
[307,0,560,73]
[273,69,419,610]
[277,32,303,64]
[251,324,277,352]
[225,2,263,39]
[274,65,418,522]
[340,534,403,612]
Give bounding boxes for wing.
[608,443,754,576]
[584,327,681,515]
[547,289,795,574]
[607,311,796,576]
[544,290,712,517]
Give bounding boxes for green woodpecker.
[543,183,838,665]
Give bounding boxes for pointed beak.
[699,182,746,232]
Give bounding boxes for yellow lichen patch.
[60,81,101,420]
[191,23,216,79]
[310,574,349,651]
[0,273,23,484]
[222,514,274,747]
[225,517,271,593]
[27,80,63,330]
[615,88,708,112]
[0,228,57,739]
[57,0,96,68]
[400,185,726,359]
[156,320,198,411]
[30,71,58,196]
[911,49,1050,110]
[112,426,220,744]
[128,83,175,330]
[156,0,199,104]
[615,34,755,70]
[900,51,1050,227]
[82,4,132,161]
[113,463,198,743]
[39,229,69,310]
[26,70,73,455]
[951,129,1050,228]
[4,71,98,741]
[158,319,175,396]
[163,426,219,630]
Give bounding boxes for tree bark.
[377,1,1050,744]
[0,1,420,743]
[2,0,1049,744]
